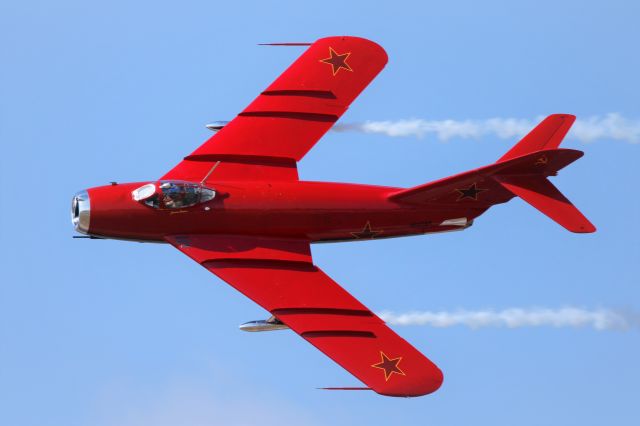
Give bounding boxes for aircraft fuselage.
[77,180,486,243]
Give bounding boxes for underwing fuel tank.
[205,121,229,132]
[239,317,289,332]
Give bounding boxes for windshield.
[131,181,215,209]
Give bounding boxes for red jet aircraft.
[71,36,595,397]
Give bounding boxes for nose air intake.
[71,190,91,234]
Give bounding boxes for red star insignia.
[320,47,353,76]
[350,221,383,239]
[455,182,488,201]
[371,351,405,381]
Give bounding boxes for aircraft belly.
[207,208,472,242]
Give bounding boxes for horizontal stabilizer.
[496,175,596,233]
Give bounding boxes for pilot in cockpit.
[132,181,215,210]
[162,194,176,208]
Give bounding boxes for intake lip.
[71,190,90,234]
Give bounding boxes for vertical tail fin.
[498,114,576,162]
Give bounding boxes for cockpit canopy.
[131,181,215,209]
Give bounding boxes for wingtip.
[373,365,444,398]
[571,222,597,233]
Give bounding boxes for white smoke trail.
[378,307,639,331]
[333,113,640,144]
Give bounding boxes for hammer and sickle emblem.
[535,155,549,166]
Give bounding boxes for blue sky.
[1,1,638,425]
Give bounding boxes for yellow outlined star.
[320,47,353,76]
[371,351,406,381]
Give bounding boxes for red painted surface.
[74,36,595,397]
